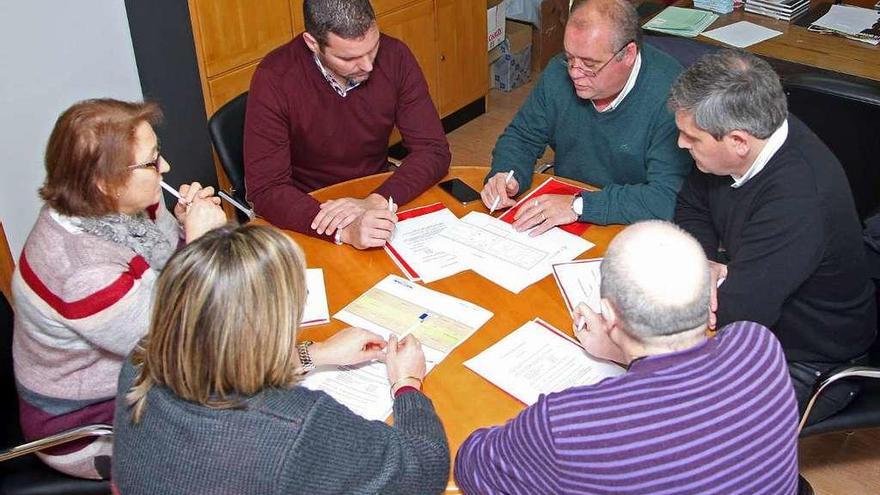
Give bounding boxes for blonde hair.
[127,224,308,422]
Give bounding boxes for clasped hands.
[481,172,578,236]
[173,182,227,243]
[307,327,427,395]
[311,193,398,249]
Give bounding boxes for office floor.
[445,77,880,494]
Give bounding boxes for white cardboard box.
[488,0,509,51]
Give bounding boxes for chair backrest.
[208,92,248,209]
[643,35,719,68]
[0,292,23,447]
[783,73,880,220]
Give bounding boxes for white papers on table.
[464,319,625,405]
[301,268,330,327]
[702,21,782,48]
[385,203,468,283]
[552,258,602,314]
[436,212,594,294]
[302,275,493,420]
[810,5,880,45]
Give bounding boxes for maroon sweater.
[244,34,451,239]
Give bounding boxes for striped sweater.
[12,204,180,471]
[454,321,799,495]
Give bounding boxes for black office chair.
[783,73,880,221]
[0,294,113,495]
[643,35,719,68]
[208,91,254,223]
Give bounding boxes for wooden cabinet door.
[436,0,488,116]
[190,0,293,77]
[377,0,440,109]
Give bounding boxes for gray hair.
[570,0,642,51]
[668,49,787,140]
[600,221,710,340]
[304,0,376,47]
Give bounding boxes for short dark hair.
[303,0,376,47]
[40,99,162,217]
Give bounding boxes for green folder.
[642,6,720,37]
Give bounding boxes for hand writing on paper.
[708,261,728,330]
[481,171,520,212]
[512,194,578,236]
[312,193,388,236]
[309,327,387,367]
[384,334,427,394]
[572,303,627,364]
[338,206,398,249]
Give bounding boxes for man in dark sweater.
[671,50,876,424]
[245,0,450,248]
[481,0,692,235]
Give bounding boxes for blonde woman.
[112,225,449,494]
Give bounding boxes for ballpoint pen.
[489,170,515,214]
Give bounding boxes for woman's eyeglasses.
[560,41,633,78]
[129,154,163,172]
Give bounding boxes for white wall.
[0,1,143,256]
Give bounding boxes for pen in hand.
[388,197,395,212]
[489,170,515,215]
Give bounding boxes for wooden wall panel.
[377,0,440,107]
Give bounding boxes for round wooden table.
[274,166,625,483]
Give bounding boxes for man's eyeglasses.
[561,40,633,78]
[129,153,163,172]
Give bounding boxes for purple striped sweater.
[454,321,799,495]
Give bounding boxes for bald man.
[481,0,692,235]
[454,221,800,495]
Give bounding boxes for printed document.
[464,319,625,405]
[302,275,493,420]
[385,203,468,283]
[437,212,594,293]
[302,268,330,327]
[552,259,603,314]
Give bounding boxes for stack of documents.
[642,7,719,37]
[302,275,493,420]
[809,4,880,45]
[694,0,734,15]
[385,202,594,293]
[745,0,809,22]
[464,319,624,405]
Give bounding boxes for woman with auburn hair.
[112,224,449,495]
[12,98,227,479]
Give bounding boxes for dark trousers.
[788,357,867,426]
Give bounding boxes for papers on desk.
[498,177,592,237]
[464,319,625,405]
[702,21,783,47]
[552,258,603,314]
[437,212,593,294]
[385,203,468,283]
[301,269,330,327]
[809,5,880,45]
[301,275,493,420]
[386,202,595,293]
[643,7,719,38]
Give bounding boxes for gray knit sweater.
[112,360,450,494]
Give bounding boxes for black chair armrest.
[798,366,880,433]
[0,424,113,462]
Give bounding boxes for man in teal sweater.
[482,0,692,233]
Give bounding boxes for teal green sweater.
[489,44,693,224]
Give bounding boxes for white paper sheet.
[551,259,603,314]
[811,4,880,35]
[385,205,468,283]
[702,21,782,48]
[464,319,625,405]
[436,212,594,294]
[303,275,493,421]
[301,268,330,327]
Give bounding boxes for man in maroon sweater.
[244,0,451,248]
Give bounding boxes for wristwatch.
[297,340,315,374]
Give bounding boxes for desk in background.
[669,0,880,83]
[273,166,624,481]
